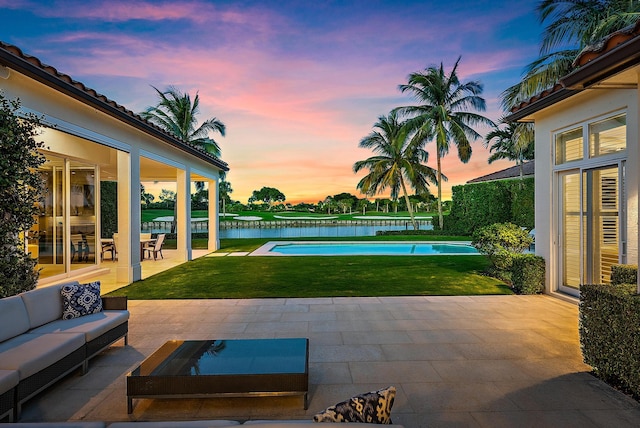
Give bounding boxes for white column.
[208,175,220,251]
[176,168,191,261]
[130,148,142,281]
[116,150,132,283]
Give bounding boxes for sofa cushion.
[30,310,129,342]
[0,332,85,379]
[313,386,396,424]
[10,423,106,427]
[0,370,19,395]
[244,424,404,427]
[109,421,240,427]
[0,294,30,342]
[61,281,103,320]
[21,282,79,329]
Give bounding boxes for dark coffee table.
[126,338,309,413]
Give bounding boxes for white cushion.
[109,421,240,427]
[21,282,79,329]
[30,310,129,342]
[0,295,30,342]
[0,369,18,395]
[0,333,84,379]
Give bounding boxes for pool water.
[251,241,479,256]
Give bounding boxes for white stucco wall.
[529,86,639,294]
[2,66,225,283]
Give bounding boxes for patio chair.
[144,233,165,260]
[70,234,84,262]
[102,233,118,261]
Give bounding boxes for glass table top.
[131,338,308,378]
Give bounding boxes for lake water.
[219,223,432,239]
[142,219,433,238]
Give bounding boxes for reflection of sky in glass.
[156,339,307,376]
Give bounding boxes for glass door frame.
[37,153,101,282]
[556,161,626,296]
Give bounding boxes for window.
[555,128,583,165]
[589,114,626,158]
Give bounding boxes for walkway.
[17,295,640,427]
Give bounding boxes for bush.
[510,254,545,294]
[0,94,45,298]
[580,283,640,398]
[376,229,470,237]
[441,178,534,234]
[611,264,638,285]
[471,222,533,273]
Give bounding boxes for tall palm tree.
[141,86,226,156]
[396,57,494,229]
[353,111,439,230]
[219,178,233,217]
[484,121,535,180]
[502,0,640,109]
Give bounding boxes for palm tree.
[502,0,640,109]
[396,57,494,229]
[219,178,233,217]
[484,121,535,180]
[353,111,439,230]
[141,86,226,156]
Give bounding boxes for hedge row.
[580,283,640,398]
[441,178,534,234]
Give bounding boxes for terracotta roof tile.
[508,19,640,119]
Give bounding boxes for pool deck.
[17,295,640,427]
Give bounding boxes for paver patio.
[17,295,640,427]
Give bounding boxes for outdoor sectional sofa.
[0,281,129,422]
[10,422,405,427]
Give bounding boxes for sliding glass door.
[558,165,622,295]
[36,155,97,279]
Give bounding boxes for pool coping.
[249,240,479,256]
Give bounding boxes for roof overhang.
[506,21,640,123]
[0,42,229,172]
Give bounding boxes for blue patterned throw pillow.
[61,281,103,320]
[313,386,396,424]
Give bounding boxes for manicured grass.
[107,253,511,299]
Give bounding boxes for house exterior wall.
[531,86,639,294]
[2,62,223,285]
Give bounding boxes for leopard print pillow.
[313,386,396,424]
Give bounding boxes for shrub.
[376,229,470,237]
[580,283,640,398]
[441,178,534,234]
[510,254,545,294]
[471,222,533,273]
[0,93,46,298]
[610,264,638,286]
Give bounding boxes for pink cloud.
[27,6,526,205]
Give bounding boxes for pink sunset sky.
[1,0,543,204]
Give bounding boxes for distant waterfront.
[141,219,432,238]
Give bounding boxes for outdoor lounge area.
[10,295,640,427]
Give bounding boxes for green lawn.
[106,252,511,299]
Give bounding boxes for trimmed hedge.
[377,229,470,237]
[611,264,638,286]
[441,178,534,234]
[580,283,640,398]
[510,254,545,294]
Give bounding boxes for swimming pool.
[251,241,479,256]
